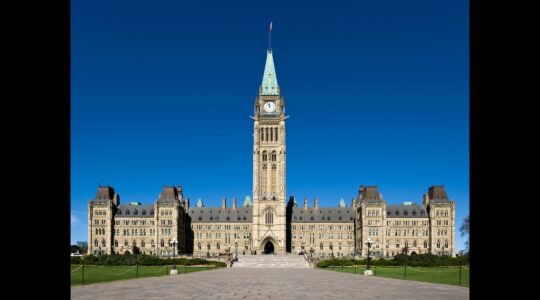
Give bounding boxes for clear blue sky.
[71,0,469,251]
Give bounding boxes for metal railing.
[321,265,469,287]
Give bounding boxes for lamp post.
[169,239,178,275]
[364,238,373,276]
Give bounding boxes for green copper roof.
[243,195,252,207]
[260,50,279,95]
[338,198,347,208]
[196,198,204,207]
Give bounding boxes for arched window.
[262,151,267,162]
[265,128,269,141]
[133,241,137,247]
[339,243,342,250]
[329,243,333,250]
[198,243,201,250]
[134,209,138,215]
[260,128,264,141]
[320,243,324,250]
[102,239,106,247]
[413,240,417,247]
[151,240,155,247]
[271,151,276,161]
[207,243,211,250]
[124,240,128,246]
[141,240,145,247]
[125,209,130,215]
[94,239,98,247]
[161,240,165,247]
[265,208,273,224]
[114,240,118,247]
[424,240,428,248]
[217,243,220,250]
[275,127,278,142]
[270,127,273,141]
[437,240,441,248]
[444,240,449,248]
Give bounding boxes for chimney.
[423,194,429,206]
[177,185,183,200]
[222,197,227,209]
[314,197,319,209]
[113,193,120,206]
[304,197,308,209]
[185,198,190,210]
[233,197,237,209]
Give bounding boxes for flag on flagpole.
[269,21,273,32]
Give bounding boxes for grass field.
[71,265,223,286]
[320,265,469,287]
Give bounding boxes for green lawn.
[71,265,223,286]
[319,265,469,287]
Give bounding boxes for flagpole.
[269,21,272,51]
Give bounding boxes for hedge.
[72,254,226,267]
[317,253,469,268]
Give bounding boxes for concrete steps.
[232,254,310,268]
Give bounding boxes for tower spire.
[260,48,279,95]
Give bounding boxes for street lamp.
[364,238,373,276]
[169,239,178,275]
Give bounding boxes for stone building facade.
[87,47,456,258]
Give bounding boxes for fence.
[71,264,223,286]
[323,265,469,287]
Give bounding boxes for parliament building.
[88,48,456,259]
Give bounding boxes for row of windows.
[387,229,428,237]
[197,242,247,251]
[261,151,278,162]
[290,224,354,231]
[160,210,173,216]
[196,232,251,240]
[193,224,249,231]
[293,233,354,240]
[115,220,154,226]
[119,209,154,216]
[367,210,380,216]
[260,127,279,142]
[368,228,379,236]
[387,210,425,217]
[367,220,380,226]
[437,229,449,236]
[387,220,429,226]
[94,220,106,225]
[116,228,153,236]
[436,220,450,225]
[95,228,106,235]
[197,216,249,221]
[94,210,107,216]
[160,219,173,225]
[436,210,450,217]
[293,216,354,221]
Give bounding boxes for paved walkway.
[71,268,469,300]
[232,254,310,268]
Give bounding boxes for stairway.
[231,254,310,268]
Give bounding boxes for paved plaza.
[71,267,469,300]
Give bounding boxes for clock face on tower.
[263,101,276,113]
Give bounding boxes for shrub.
[71,256,81,264]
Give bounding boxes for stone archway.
[264,241,275,254]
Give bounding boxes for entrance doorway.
[264,241,275,254]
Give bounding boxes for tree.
[132,246,141,255]
[460,215,470,251]
[71,245,80,254]
[77,241,88,254]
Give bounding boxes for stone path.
[232,254,310,268]
[71,267,469,300]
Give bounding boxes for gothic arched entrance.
[263,241,275,254]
